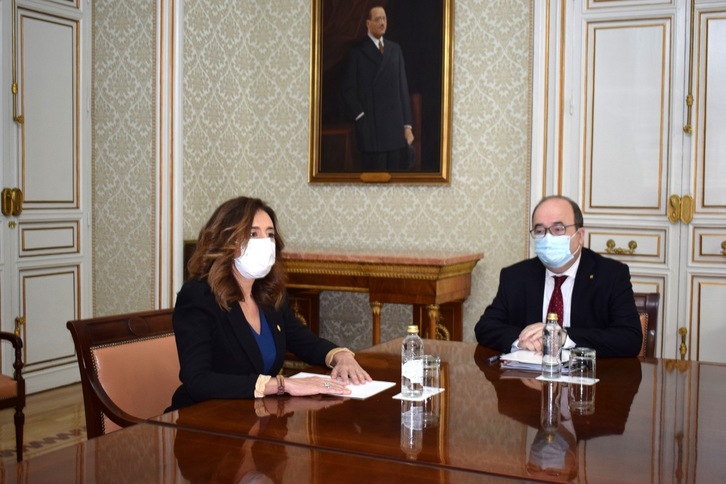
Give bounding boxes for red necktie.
[547,276,567,326]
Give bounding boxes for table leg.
[370,301,383,345]
[427,304,440,340]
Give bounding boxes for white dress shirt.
[541,257,581,348]
[512,255,582,351]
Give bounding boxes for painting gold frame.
[308,0,454,184]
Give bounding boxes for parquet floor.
[0,383,86,464]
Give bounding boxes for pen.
[487,354,501,365]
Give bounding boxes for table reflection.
[474,345,642,440]
[174,396,343,483]
[175,423,278,483]
[526,380,578,480]
[400,400,424,459]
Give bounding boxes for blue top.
[252,310,276,374]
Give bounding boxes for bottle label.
[402,358,423,384]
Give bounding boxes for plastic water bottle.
[542,312,562,379]
[401,325,424,397]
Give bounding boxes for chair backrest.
[634,292,659,358]
[66,309,179,438]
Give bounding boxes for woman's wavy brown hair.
[186,197,287,311]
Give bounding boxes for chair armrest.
[0,331,23,349]
[0,331,24,380]
[86,377,146,430]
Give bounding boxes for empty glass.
[422,355,440,390]
[568,347,596,415]
[422,355,441,427]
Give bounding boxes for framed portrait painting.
[308,0,454,184]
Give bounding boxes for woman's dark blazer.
[169,280,337,410]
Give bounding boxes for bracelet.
[276,374,285,396]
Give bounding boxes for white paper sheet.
[289,372,396,400]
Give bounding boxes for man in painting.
[342,5,414,171]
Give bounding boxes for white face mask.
[534,233,581,269]
[234,238,276,280]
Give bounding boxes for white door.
[682,4,726,362]
[530,0,726,361]
[1,0,91,393]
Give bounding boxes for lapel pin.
[589,274,594,280]
[276,325,281,332]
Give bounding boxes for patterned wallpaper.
[93,0,532,347]
[93,0,157,314]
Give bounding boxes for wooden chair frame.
[634,292,660,358]
[0,332,25,461]
[66,309,175,439]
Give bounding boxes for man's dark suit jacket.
[475,248,642,357]
[342,37,412,153]
[169,280,336,410]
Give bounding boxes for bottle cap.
[546,313,558,322]
[407,325,419,334]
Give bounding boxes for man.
[342,6,414,171]
[475,195,642,357]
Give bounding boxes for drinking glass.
[568,347,596,414]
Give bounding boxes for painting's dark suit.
[170,280,336,410]
[475,248,642,357]
[342,36,412,170]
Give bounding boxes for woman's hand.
[284,376,351,396]
[330,351,372,385]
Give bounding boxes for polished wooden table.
[283,248,483,344]
[0,422,515,483]
[148,339,726,483]
[5,340,725,482]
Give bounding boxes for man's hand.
[404,126,414,145]
[517,322,545,352]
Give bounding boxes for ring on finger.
[323,382,331,389]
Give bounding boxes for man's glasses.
[529,223,578,239]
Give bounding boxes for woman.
[170,197,371,410]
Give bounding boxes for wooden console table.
[183,241,482,344]
[282,248,483,344]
